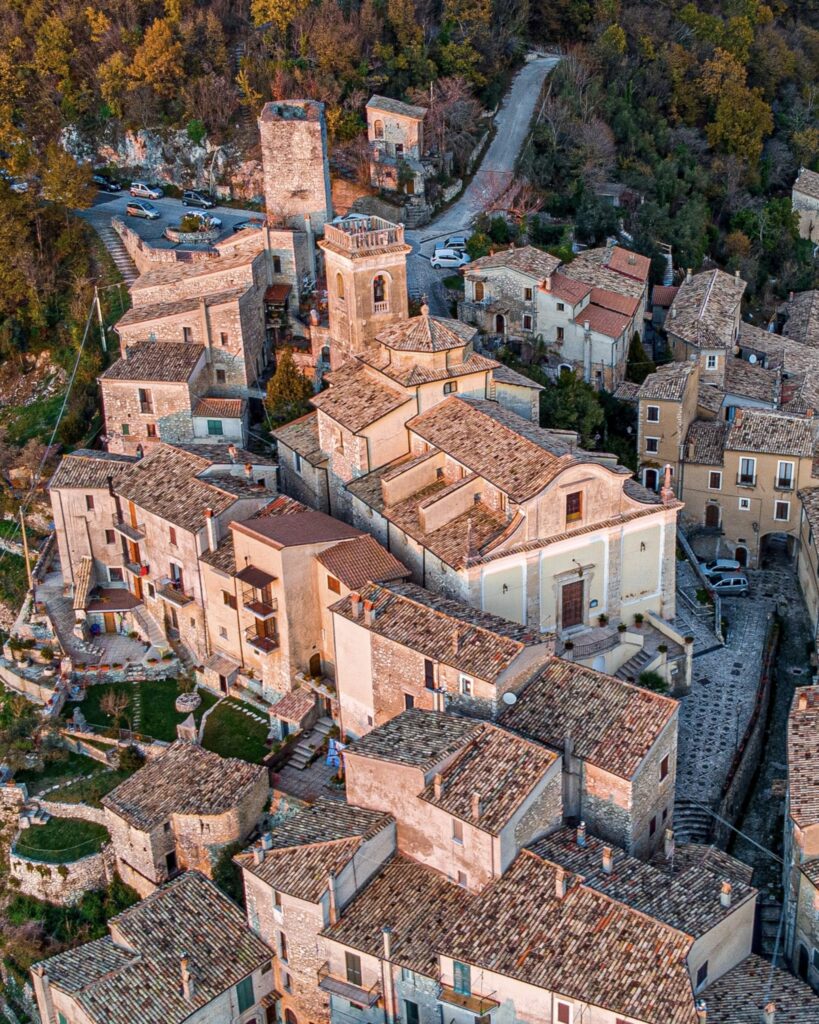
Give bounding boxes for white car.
[331,212,370,225]
[700,558,741,579]
[186,211,222,229]
[129,181,163,200]
[430,248,471,269]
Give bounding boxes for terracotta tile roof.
[233,509,361,548]
[323,856,472,974]
[705,953,819,1022]
[623,477,662,503]
[781,289,819,348]
[375,313,476,353]
[100,342,204,383]
[612,380,640,402]
[235,799,392,902]
[739,322,819,410]
[331,580,550,680]
[500,657,677,780]
[685,421,729,465]
[469,245,562,280]
[605,244,651,282]
[787,686,819,829]
[193,397,246,419]
[543,272,591,304]
[577,302,631,339]
[37,872,272,1024]
[406,397,573,501]
[359,348,497,386]
[658,843,755,887]
[801,859,819,886]
[491,363,544,390]
[697,383,725,416]
[420,724,557,834]
[48,450,138,491]
[129,249,256,297]
[252,494,311,517]
[531,827,756,938]
[116,286,248,328]
[723,358,778,405]
[72,556,95,611]
[173,443,275,466]
[638,362,696,402]
[311,362,411,432]
[794,167,819,201]
[443,851,697,1024]
[652,285,679,307]
[725,410,815,457]
[315,535,409,589]
[269,688,316,724]
[367,94,427,119]
[568,246,647,299]
[667,269,746,350]
[102,741,266,830]
[590,286,639,317]
[346,707,481,770]
[272,411,326,466]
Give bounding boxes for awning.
[205,652,242,678]
[236,565,276,588]
[265,284,292,304]
[73,556,95,611]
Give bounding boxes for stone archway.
[495,313,505,334]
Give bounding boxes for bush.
[638,670,669,694]
[178,213,204,233]
[186,119,206,145]
[118,745,145,772]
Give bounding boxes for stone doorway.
[561,580,584,629]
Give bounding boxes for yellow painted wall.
[539,539,606,631]
[621,525,661,602]
[482,562,526,623]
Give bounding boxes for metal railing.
[157,579,194,607]
[112,515,145,541]
[245,627,278,655]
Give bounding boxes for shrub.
[40,644,54,661]
[118,745,145,773]
[638,670,669,694]
[179,213,204,233]
[186,119,206,145]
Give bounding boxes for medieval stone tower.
[318,216,412,364]
[258,100,333,234]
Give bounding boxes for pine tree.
[265,348,314,425]
[626,332,655,385]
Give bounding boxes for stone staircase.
[131,605,166,651]
[288,716,334,770]
[614,646,654,682]
[94,222,138,284]
[672,799,714,844]
[758,899,785,957]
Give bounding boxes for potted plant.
[617,623,628,634]
[563,640,574,650]
[633,613,644,627]
[684,635,694,645]
[597,613,609,626]
[657,644,668,654]
[39,644,54,663]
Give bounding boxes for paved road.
[406,53,561,311]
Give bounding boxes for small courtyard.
[14,817,110,864]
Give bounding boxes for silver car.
[129,180,163,200]
[709,574,749,596]
[126,199,160,220]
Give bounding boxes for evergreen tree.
[626,332,656,385]
[264,348,314,425]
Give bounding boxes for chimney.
[253,846,265,865]
[664,827,675,860]
[433,773,443,799]
[363,598,376,627]
[310,308,320,326]
[227,443,238,463]
[602,846,613,874]
[180,954,195,1001]
[798,690,808,711]
[661,463,675,505]
[583,320,590,333]
[555,866,568,899]
[452,628,461,655]
[544,275,552,292]
[735,269,740,278]
[350,591,362,619]
[471,791,481,821]
[720,880,732,908]
[686,267,692,284]
[204,507,219,552]
[763,1001,776,1024]
[628,252,636,265]
[244,462,253,480]
[696,1000,707,1022]
[671,306,677,319]
[327,872,338,925]
[261,831,273,850]
[382,925,393,959]
[576,821,587,847]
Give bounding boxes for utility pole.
[94,285,107,352]
[19,506,34,598]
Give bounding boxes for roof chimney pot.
[602,846,613,874]
[180,954,195,1001]
[798,690,808,711]
[363,598,376,627]
[763,1001,776,1024]
[244,462,253,479]
[433,773,443,800]
[227,443,238,463]
[350,592,362,619]
[664,827,675,860]
[686,268,692,283]
[720,880,732,907]
[555,866,568,900]
[471,791,481,821]
[696,1000,707,1022]
[382,925,393,960]
[544,275,552,292]
[576,821,587,847]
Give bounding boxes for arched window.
[336,272,344,300]
[373,119,384,140]
[474,282,484,301]
[285,1010,298,1024]
[373,275,388,310]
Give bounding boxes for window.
[660,755,669,781]
[775,500,790,522]
[327,575,341,594]
[373,119,384,139]
[452,818,463,844]
[474,282,484,301]
[457,871,467,887]
[443,381,458,395]
[336,272,344,300]
[453,961,471,996]
[565,491,582,523]
[405,1000,420,1024]
[696,961,709,989]
[169,527,177,547]
[216,369,226,384]
[706,354,718,370]
[523,314,533,331]
[556,302,565,312]
[272,256,282,274]
[183,326,193,344]
[219,626,228,639]
[58,1015,68,1024]
[274,889,283,911]
[345,951,363,987]
[460,676,472,696]
[738,457,756,485]
[146,423,157,438]
[649,815,657,836]
[85,494,95,512]
[645,437,660,454]
[424,659,435,690]
[147,583,155,598]
[662,807,668,822]
[404,694,415,710]
[138,387,153,413]
[373,274,387,307]
[121,423,130,435]
[646,405,660,422]
[282,972,292,994]
[739,497,751,511]
[556,1003,572,1024]
[777,461,794,489]
[279,932,288,962]
[236,975,255,1014]
[207,419,224,436]
[294,452,303,476]
[223,590,237,609]
[556,326,565,341]
[109,568,124,583]
[709,471,722,490]
[524,287,533,301]
[105,529,115,545]
[220,332,228,346]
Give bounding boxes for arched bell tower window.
[373,274,389,312]
[336,272,344,300]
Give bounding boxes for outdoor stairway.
[759,899,785,957]
[614,647,653,682]
[288,716,334,771]
[94,222,138,285]
[131,605,165,651]
[672,799,714,844]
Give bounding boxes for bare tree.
[100,688,130,732]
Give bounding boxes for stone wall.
[36,799,108,825]
[112,218,218,275]
[9,844,113,905]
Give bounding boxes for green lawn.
[15,751,106,792]
[65,679,218,742]
[14,817,110,863]
[48,769,134,808]
[202,699,271,764]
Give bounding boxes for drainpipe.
[199,298,212,364]
[381,927,395,1024]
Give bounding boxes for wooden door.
[561,580,584,629]
[705,504,720,529]
[495,313,505,334]
[132,576,143,601]
[103,612,117,634]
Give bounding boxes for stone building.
[666,268,746,384]
[330,579,554,735]
[793,168,819,243]
[778,289,819,349]
[796,490,819,647]
[783,686,819,991]
[101,741,268,897]
[31,871,276,1024]
[366,95,427,198]
[636,362,700,493]
[258,100,333,234]
[459,244,651,388]
[236,800,395,1024]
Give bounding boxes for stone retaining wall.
[112,218,219,274]
[9,844,113,905]
[35,799,107,826]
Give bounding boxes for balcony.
[157,579,194,607]
[237,566,278,619]
[243,595,278,618]
[124,560,150,577]
[373,300,390,314]
[317,963,380,1007]
[322,217,405,256]
[245,626,278,655]
[736,476,756,488]
[438,986,499,1015]
[775,478,794,491]
[112,515,145,542]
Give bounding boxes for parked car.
[441,234,469,251]
[232,218,265,233]
[126,200,160,220]
[700,558,741,579]
[92,173,120,193]
[182,189,216,209]
[129,181,163,200]
[709,574,749,596]
[430,248,471,269]
[185,210,222,228]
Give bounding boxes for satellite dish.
[748,354,757,364]
[502,692,518,706]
